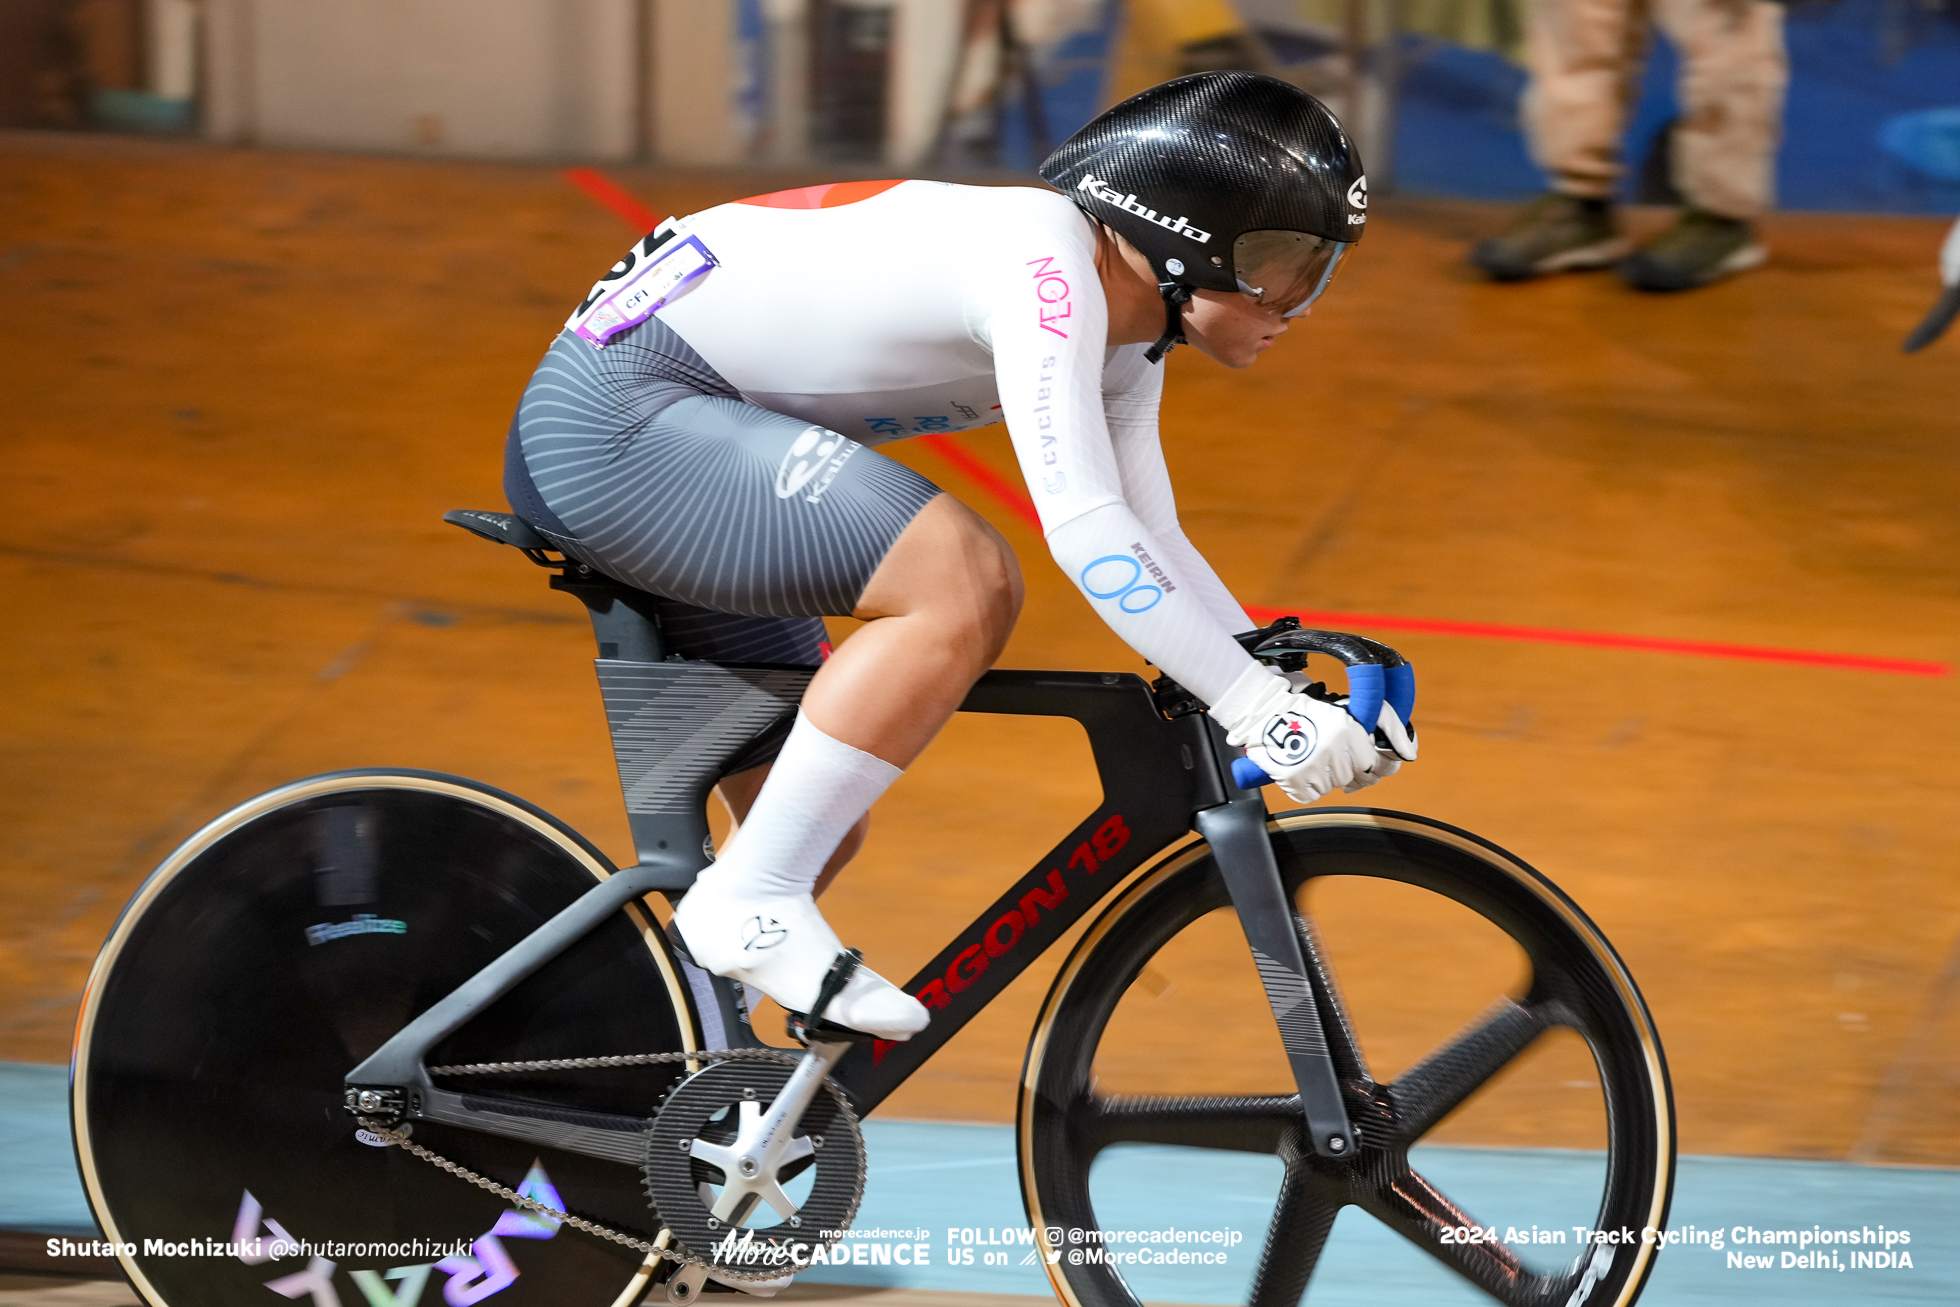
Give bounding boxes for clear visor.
[1233,230,1351,317]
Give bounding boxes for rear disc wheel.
[72,769,700,1306]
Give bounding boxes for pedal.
[783,948,879,1045]
[663,1262,708,1304]
[708,1268,794,1297]
[784,1012,880,1045]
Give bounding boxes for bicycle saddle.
[443,508,548,550]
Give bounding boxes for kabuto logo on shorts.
[775,425,857,502]
[1076,174,1212,244]
[1262,711,1316,766]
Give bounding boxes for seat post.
[550,565,669,662]
[543,562,813,890]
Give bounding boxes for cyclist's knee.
[861,494,1022,646]
[963,511,1023,646]
[936,508,1020,663]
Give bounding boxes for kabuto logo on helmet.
[1348,176,1368,210]
[1042,71,1364,359]
[1077,173,1213,244]
[1041,72,1365,294]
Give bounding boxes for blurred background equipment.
[933,0,1121,170]
[4,0,1956,214]
[0,0,196,131]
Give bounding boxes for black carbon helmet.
[1039,71,1366,358]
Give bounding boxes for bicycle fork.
[1193,747,1358,1160]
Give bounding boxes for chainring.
[646,1059,865,1279]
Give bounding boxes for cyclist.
[505,71,1416,1044]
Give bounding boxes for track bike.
[72,508,1674,1307]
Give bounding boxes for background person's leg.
[1618,0,1784,289]
[1523,0,1650,200]
[1660,0,1787,220]
[1472,0,1646,278]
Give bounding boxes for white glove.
[1210,663,1400,804]
[1290,672,1421,768]
[1366,699,1419,762]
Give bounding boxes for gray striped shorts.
[505,316,942,670]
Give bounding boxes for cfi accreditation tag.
[566,228,717,348]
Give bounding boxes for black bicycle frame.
[346,564,1358,1159]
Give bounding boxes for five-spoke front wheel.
[1018,809,1673,1307]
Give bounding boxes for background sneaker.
[1469,194,1632,281]
[1619,210,1768,291]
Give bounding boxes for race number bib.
[566,230,717,348]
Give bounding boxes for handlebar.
[1231,756,1280,789]
[1228,618,1415,790]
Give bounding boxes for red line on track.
[915,436,1949,679]
[1238,606,1949,678]
[916,434,1044,533]
[562,167,663,233]
[553,177,1949,682]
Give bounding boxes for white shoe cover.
[673,885,929,1042]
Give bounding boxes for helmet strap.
[1144,283,1194,364]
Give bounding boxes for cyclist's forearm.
[1102,402,1254,634]
[1044,503,1254,705]
[1147,524,1255,633]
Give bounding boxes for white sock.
[673,712,929,1041]
[708,709,901,900]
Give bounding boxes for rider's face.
[1181,288,1292,369]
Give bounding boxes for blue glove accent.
[1344,663,1386,734]
[1231,757,1272,790]
[1384,662,1416,727]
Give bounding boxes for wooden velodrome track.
[2,130,1956,1168]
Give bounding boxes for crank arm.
[739,1040,848,1182]
[688,1040,850,1223]
[1195,795,1356,1159]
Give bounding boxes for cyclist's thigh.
[508,319,941,618]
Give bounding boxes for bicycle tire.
[1019,808,1674,1307]
[72,769,702,1307]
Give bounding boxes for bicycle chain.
[358,1047,816,1282]
[425,1047,804,1077]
